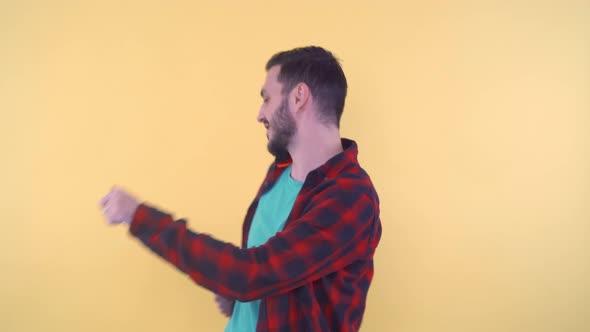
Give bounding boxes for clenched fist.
[215,294,234,317]
[99,186,140,225]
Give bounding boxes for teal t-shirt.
[224,165,303,332]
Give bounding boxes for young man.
[100,46,382,331]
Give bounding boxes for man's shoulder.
[321,162,380,204]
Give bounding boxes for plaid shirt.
[129,138,382,331]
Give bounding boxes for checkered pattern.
[129,139,382,331]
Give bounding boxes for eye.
[263,97,270,104]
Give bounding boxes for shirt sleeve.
[129,187,379,302]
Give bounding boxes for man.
[100,46,382,331]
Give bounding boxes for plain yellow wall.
[1,1,589,331]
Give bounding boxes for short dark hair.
[266,46,348,127]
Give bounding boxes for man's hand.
[215,294,234,317]
[99,186,140,225]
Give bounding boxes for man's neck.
[288,129,343,182]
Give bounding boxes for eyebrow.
[260,89,267,98]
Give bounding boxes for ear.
[291,83,311,112]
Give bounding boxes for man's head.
[257,46,348,158]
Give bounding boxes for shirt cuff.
[129,203,163,237]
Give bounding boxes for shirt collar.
[274,138,359,178]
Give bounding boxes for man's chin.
[273,150,290,160]
[267,143,289,160]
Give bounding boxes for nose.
[257,105,265,123]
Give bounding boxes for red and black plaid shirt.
[130,138,382,331]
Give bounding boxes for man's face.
[257,66,296,159]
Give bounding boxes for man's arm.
[101,185,380,302]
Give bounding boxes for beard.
[267,98,296,160]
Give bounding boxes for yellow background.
[1,1,589,331]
